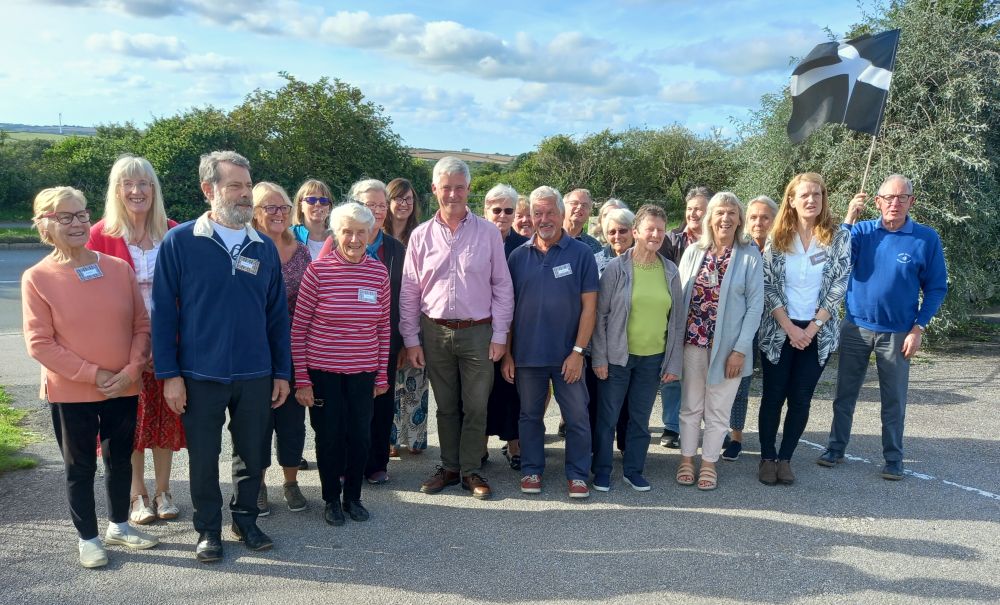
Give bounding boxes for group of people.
[22,150,948,569]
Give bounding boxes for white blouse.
[307,238,325,260]
[128,243,160,313]
[783,234,826,321]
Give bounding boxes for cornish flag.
[787,29,901,144]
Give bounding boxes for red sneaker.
[568,479,590,499]
[520,474,542,494]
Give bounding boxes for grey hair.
[744,195,778,238]
[484,183,518,207]
[432,156,471,185]
[602,207,635,233]
[349,178,388,202]
[565,188,593,207]
[697,191,748,250]
[879,174,914,195]
[685,186,713,203]
[330,201,376,233]
[199,151,250,185]
[529,186,564,213]
[599,198,628,218]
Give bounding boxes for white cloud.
[649,26,827,76]
[659,77,779,106]
[157,52,244,73]
[503,83,551,112]
[85,30,185,59]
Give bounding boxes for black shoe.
[721,440,742,461]
[817,449,845,467]
[660,429,680,449]
[230,522,273,551]
[324,501,345,526]
[343,499,370,522]
[558,422,567,438]
[195,531,223,563]
[298,458,309,471]
[881,460,904,481]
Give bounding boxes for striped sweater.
[291,249,391,388]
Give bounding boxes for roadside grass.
[4,131,71,141]
[0,386,38,474]
[0,226,40,244]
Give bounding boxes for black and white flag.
[787,29,901,144]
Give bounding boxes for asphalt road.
[0,248,997,604]
[0,248,47,333]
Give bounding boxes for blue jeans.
[517,366,591,480]
[660,379,681,432]
[593,353,663,477]
[828,320,910,462]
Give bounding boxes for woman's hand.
[661,373,679,384]
[98,370,134,398]
[593,365,609,380]
[374,385,389,397]
[501,354,516,384]
[396,348,409,371]
[296,385,315,407]
[786,323,812,350]
[725,351,745,379]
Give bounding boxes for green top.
[627,258,672,356]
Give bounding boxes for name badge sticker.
[809,251,829,266]
[235,256,260,275]
[358,288,377,303]
[75,263,104,282]
[553,263,573,279]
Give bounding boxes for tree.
[0,133,54,216]
[39,124,141,212]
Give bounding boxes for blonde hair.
[252,182,295,246]
[292,179,333,227]
[102,155,168,242]
[33,187,87,247]
[771,173,837,253]
[697,192,748,250]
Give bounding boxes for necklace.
[633,256,659,270]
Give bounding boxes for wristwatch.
[572,345,585,355]
[812,318,825,328]
[915,324,926,333]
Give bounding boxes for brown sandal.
[697,465,718,491]
[676,461,696,486]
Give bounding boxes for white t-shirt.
[307,238,325,260]
[784,234,826,321]
[212,221,248,260]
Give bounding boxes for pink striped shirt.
[291,249,390,388]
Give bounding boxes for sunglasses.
[303,196,331,205]
[606,228,631,236]
[490,207,515,216]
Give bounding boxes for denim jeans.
[659,379,681,432]
[517,366,591,480]
[593,353,664,477]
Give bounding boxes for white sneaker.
[129,494,156,525]
[79,539,108,568]
[154,492,180,520]
[104,525,159,550]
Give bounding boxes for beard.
[213,193,253,227]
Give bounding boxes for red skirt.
[133,371,186,451]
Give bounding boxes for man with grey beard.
[152,150,290,562]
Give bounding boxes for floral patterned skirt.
[391,366,429,450]
[133,371,185,451]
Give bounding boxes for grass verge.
[0,386,38,474]
[0,227,39,244]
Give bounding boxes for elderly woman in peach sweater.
[22,186,158,569]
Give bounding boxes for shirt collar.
[529,229,570,249]
[365,229,384,259]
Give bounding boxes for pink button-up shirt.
[399,209,514,347]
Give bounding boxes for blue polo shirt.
[845,217,948,333]
[507,231,600,367]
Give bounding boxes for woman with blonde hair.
[250,182,312,514]
[24,186,158,567]
[290,179,333,260]
[756,173,850,485]
[87,154,182,525]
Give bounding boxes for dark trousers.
[50,396,137,540]
[485,359,520,441]
[593,353,663,477]
[183,376,272,533]
[518,366,591,480]
[272,384,305,468]
[365,351,399,477]
[584,358,628,452]
[758,322,826,460]
[308,370,375,503]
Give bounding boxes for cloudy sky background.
[1,0,863,154]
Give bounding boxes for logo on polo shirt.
[896,252,912,264]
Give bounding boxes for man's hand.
[661,373,679,384]
[844,192,868,225]
[163,376,187,415]
[562,351,585,384]
[295,385,314,407]
[501,354,516,384]
[406,345,425,369]
[374,385,389,397]
[271,379,289,409]
[489,342,506,362]
[98,370,134,399]
[593,365,608,380]
[902,327,923,360]
[724,351,745,379]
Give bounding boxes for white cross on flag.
[787,29,901,144]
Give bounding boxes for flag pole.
[859,133,878,194]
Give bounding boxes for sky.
[0,0,865,155]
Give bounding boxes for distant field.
[4,131,72,141]
[409,148,516,165]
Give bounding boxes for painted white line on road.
[798,439,1000,501]
[0,280,22,283]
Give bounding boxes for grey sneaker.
[283,481,307,512]
[257,483,270,517]
[104,524,159,550]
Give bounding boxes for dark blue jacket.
[152,213,291,383]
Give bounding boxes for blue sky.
[1,0,863,154]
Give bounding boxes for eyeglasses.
[121,180,152,191]
[391,196,414,206]
[877,194,914,204]
[490,207,515,216]
[262,205,292,215]
[303,196,331,205]
[364,203,388,212]
[41,210,91,225]
[606,228,631,236]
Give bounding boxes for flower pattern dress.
[685,246,732,348]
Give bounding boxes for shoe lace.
[570,479,587,489]
[523,474,540,483]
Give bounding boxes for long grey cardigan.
[591,248,684,379]
[677,241,764,385]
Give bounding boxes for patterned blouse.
[282,243,312,317]
[758,228,851,366]
[685,246,732,347]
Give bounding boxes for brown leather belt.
[430,317,492,330]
